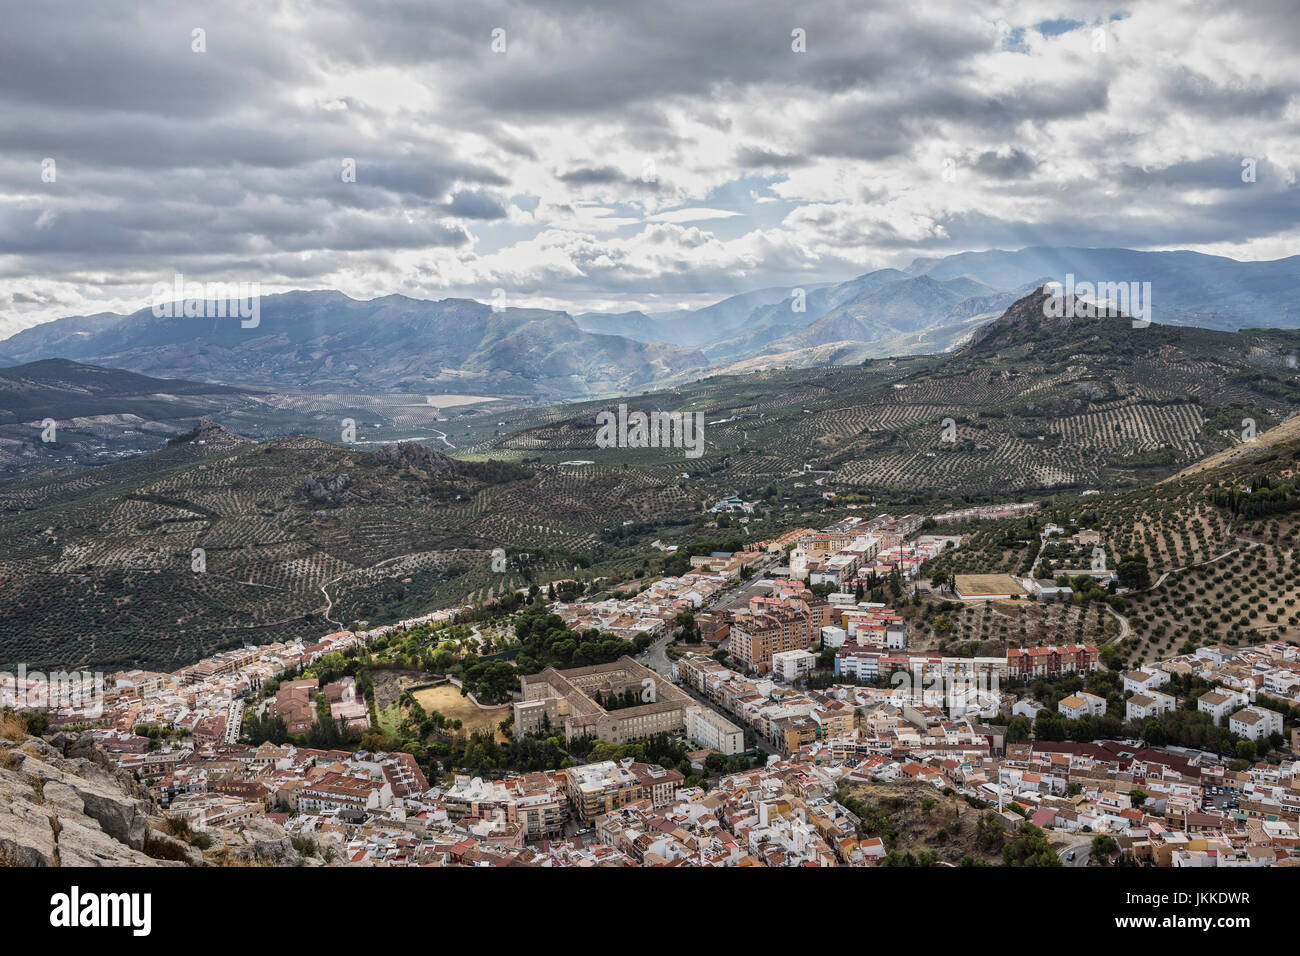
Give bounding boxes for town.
[9,501,1300,868]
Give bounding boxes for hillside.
[0,359,261,483]
[467,288,1300,499]
[0,424,706,671]
[574,285,800,348]
[919,434,1300,668]
[1091,435,1300,667]
[835,778,1050,866]
[6,249,1300,398]
[0,292,708,402]
[752,275,1017,355]
[0,719,311,866]
[582,246,1300,367]
[908,246,1300,331]
[1163,416,1300,482]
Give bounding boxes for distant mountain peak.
[167,419,248,448]
[963,285,1129,351]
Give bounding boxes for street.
[1057,839,1091,867]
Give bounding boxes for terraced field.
[7,290,1300,673]
[1082,460,1300,668]
[0,424,707,671]
[465,292,1300,501]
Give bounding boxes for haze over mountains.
[6,284,1300,670]
[577,246,1300,370]
[3,247,1299,403]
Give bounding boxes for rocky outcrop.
[302,472,353,504]
[366,441,459,477]
[211,817,311,866]
[0,734,158,866]
[0,728,313,867]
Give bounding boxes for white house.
[1229,706,1283,742]
[1123,670,1171,695]
[1028,578,1073,601]
[1058,691,1107,720]
[1197,689,1246,726]
[1012,699,1044,720]
[1126,690,1176,722]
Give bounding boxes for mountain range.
[5,286,1300,671]
[3,247,1300,402]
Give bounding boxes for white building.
[1229,706,1283,742]
[771,649,818,682]
[1012,699,1044,720]
[1028,579,1073,601]
[1126,690,1176,722]
[1058,691,1107,720]
[684,706,745,755]
[820,625,847,649]
[1197,689,1246,726]
[1123,670,1171,695]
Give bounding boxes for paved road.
[642,632,672,675]
[1057,840,1091,867]
[1103,604,1130,645]
[676,680,777,756]
[224,698,243,744]
[634,557,786,758]
[709,560,784,616]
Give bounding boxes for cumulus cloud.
[0,0,1297,334]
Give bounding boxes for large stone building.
[513,656,693,744]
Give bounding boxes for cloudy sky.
[1,0,1297,335]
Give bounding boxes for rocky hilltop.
[0,718,322,867]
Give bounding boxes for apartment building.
[1126,690,1176,722]
[1198,689,1246,726]
[1006,644,1100,679]
[684,705,746,755]
[730,606,817,673]
[771,649,818,682]
[443,772,567,840]
[563,759,685,823]
[834,645,1005,685]
[1123,670,1172,695]
[296,772,392,813]
[1059,691,1107,720]
[1229,706,1283,741]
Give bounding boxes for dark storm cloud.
[735,146,809,169]
[1162,67,1295,119]
[442,190,510,219]
[556,167,628,185]
[442,0,995,118]
[971,148,1039,180]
